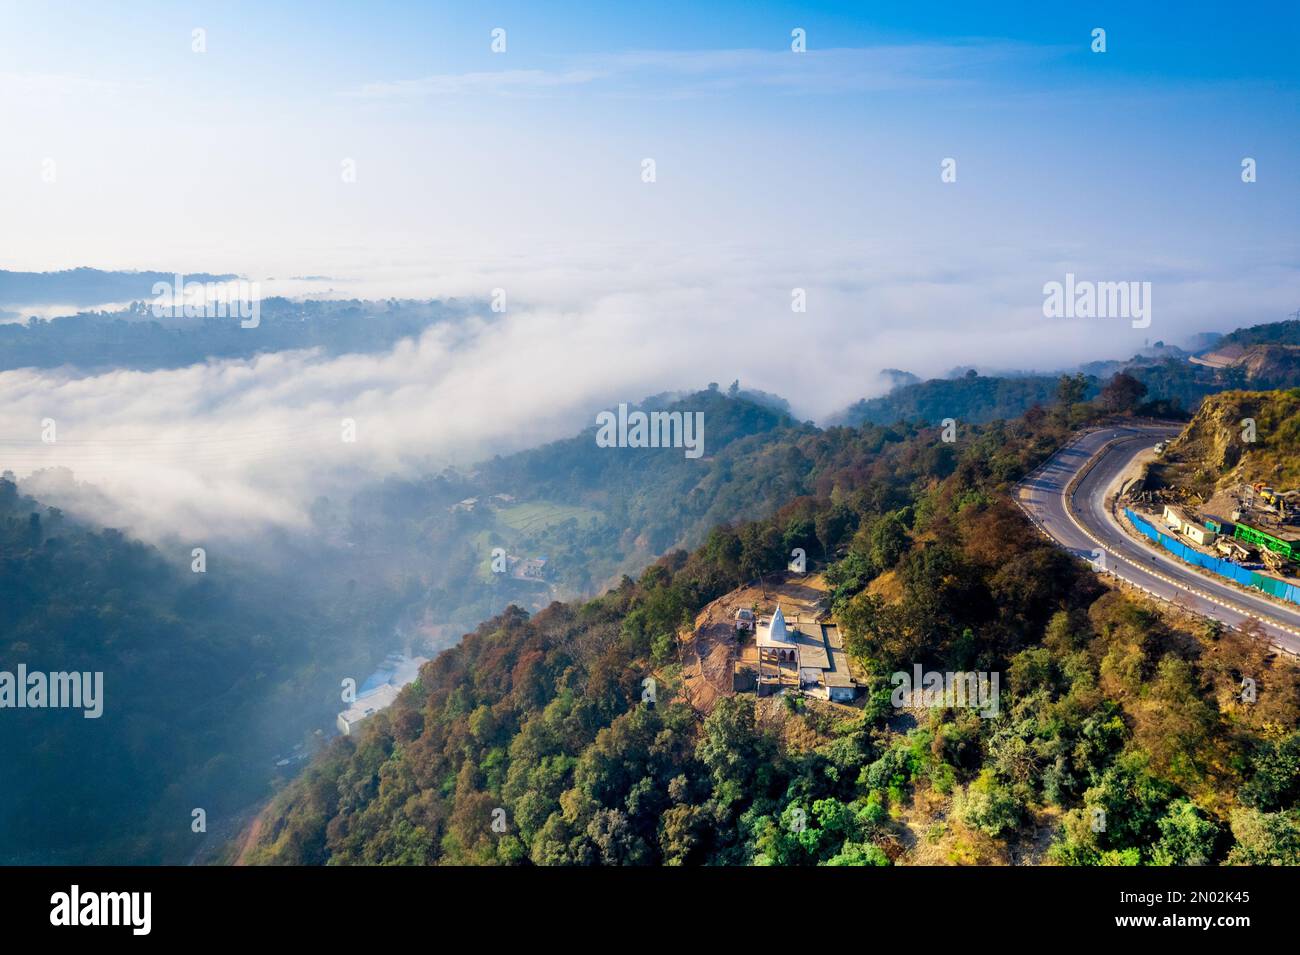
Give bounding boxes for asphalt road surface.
[1017,423,1300,655]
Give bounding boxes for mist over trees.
[7,306,1300,865]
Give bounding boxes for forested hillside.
[477,386,814,560]
[1216,319,1300,351]
[248,385,1300,866]
[0,479,402,863]
[331,387,824,632]
[834,361,1220,429]
[0,389,847,862]
[836,319,1300,432]
[834,372,1070,427]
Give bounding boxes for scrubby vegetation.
[1163,388,1300,494]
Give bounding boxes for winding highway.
[1016,423,1300,656]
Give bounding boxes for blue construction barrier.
[1125,508,1300,606]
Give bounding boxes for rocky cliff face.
[1166,389,1300,490]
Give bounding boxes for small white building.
[337,683,400,736]
[336,652,428,736]
[1183,524,1217,547]
[1162,505,1186,531]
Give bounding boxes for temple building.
[755,604,856,702]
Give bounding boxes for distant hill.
[832,320,1300,430]
[833,373,1078,427]
[1216,318,1300,351]
[0,297,473,372]
[482,388,807,551]
[1228,345,1300,388]
[1190,341,1300,385]
[1185,319,1300,390]
[880,368,921,390]
[0,268,236,307]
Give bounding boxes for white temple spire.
[769,604,788,642]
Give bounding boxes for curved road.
[1017,423,1300,656]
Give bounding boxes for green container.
[1234,522,1295,560]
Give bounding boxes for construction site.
[1123,451,1300,602]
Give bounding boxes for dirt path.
[232,810,265,866]
[679,605,736,714]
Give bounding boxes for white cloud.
[343,42,1042,100]
[348,69,606,99]
[4,239,1294,543]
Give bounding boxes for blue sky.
[6,1,1297,86]
[0,1,1297,386]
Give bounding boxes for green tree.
[697,697,771,809]
[1057,372,1089,408]
[1227,808,1300,865]
[1151,800,1220,866]
[953,769,1023,838]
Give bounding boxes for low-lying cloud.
[1,241,1295,542]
